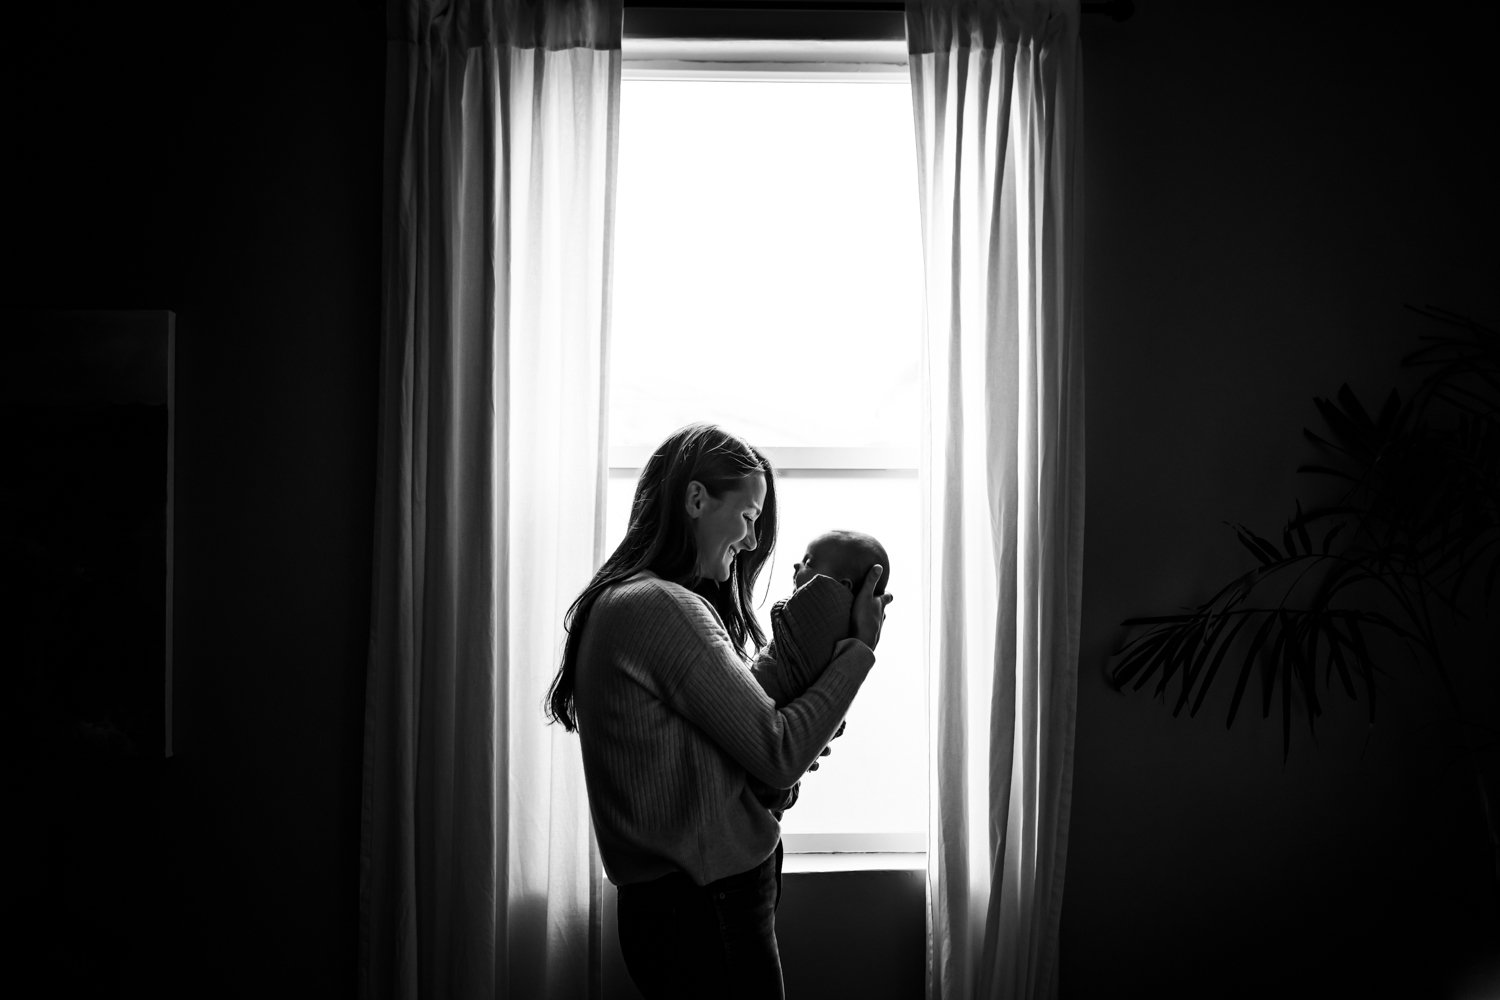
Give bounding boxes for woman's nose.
[741,527,758,551]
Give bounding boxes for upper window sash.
[623,3,907,78]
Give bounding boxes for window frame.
[613,21,924,865]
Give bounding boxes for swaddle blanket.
[761,574,853,707]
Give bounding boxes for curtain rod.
[623,1,1134,20]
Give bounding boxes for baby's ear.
[838,577,854,591]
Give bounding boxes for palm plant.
[1105,305,1499,889]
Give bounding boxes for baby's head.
[791,530,890,596]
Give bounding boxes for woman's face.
[687,474,767,582]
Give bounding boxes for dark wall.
[5,3,383,997]
[166,5,383,997]
[1067,4,1500,998]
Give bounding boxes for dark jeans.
[617,842,785,1000]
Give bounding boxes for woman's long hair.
[544,423,778,732]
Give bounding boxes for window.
[606,30,925,859]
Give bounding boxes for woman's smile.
[690,474,767,582]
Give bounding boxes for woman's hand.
[851,565,893,651]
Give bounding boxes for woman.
[545,422,890,999]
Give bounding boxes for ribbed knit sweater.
[573,571,875,887]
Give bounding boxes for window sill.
[783,852,926,874]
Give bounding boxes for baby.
[754,529,891,708]
[748,529,889,816]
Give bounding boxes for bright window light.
[609,77,921,454]
[607,74,926,851]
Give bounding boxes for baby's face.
[792,538,853,591]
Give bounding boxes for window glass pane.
[611,78,922,452]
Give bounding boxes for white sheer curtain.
[360,1,619,997]
[907,2,1084,998]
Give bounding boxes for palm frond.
[1110,306,1497,760]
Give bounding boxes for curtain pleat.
[362,3,620,998]
[908,2,1083,998]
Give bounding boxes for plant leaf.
[1261,617,1289,720]
[1176,611,1235,715]
[1323,617,1356,699]
[1345,615,1377,723]
[1227,613,1276,729]
[1294,500,1313,555]
[1152,619,1197,698]
[1376,388,1403,434]
[1336,383,1376,433]
[1191,612,1255,718]
[1107,625,1175,689]
[1295,613,1321,721]
[1313,392,1372,463]
[1231,523,1282,566]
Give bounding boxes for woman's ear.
[684,480,706,519]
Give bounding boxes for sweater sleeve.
[748,628,793,706]
[622,581,874,788]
